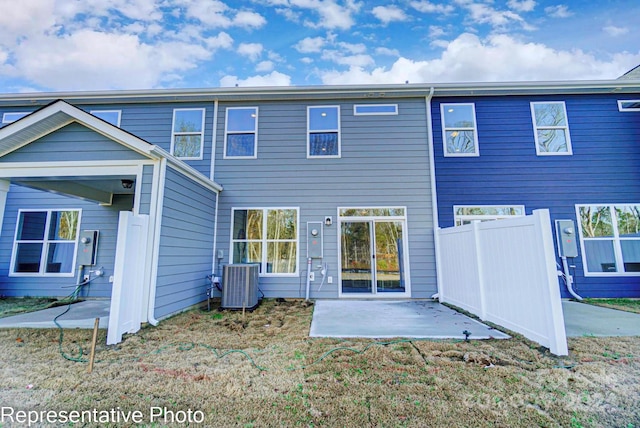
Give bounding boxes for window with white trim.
[441,103,479,156]
[308,106,340,158]
[530,102,572,155]
[577,204,640,275]
[224,107,258,158]
[454,205,525,226]
[171,108,205,159]
[90,110,121,126]
[618,100,640,111]
[231,208,298,275]
[11,210,81,276]
[2,112,30,124]
[353,104,398,115]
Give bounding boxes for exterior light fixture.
[325,216,333,226]
[121,179,134,189]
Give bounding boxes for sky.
[0,0,638,93]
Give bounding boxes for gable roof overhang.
[0,100,222,196]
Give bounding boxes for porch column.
[0,180,9,236]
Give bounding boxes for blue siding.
[432,94,640,298]
[214,98,436,298]
[154,167,217,319]
[138,165,154,215]
[0,185,131,298]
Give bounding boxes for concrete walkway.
[310,300,510,340]
[0,299,110,329]
[562,300,640,337]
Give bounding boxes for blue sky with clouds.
[0,0,638,92]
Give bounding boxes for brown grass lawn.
[0,299,639,427]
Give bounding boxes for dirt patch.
[1,298,639,427]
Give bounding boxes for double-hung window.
[171,108,205,159]
[441,103,479,156]
[530,102,572,155]
[231,208,298,275]
[308,106,340,158]
[225,107,258,158]
[577,204,640,275]
[11,210,81,276]
[454,205,525,226]
[90,110,122,127]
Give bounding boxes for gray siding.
[0,185,131,298]
[154,167,217,318]
[0,122,147,162]
[90,102,215,178]
[214,98,436,298]
[138,165,154,215]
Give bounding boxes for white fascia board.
[1,79,638,105]
[149,146,223,193]
[0,100,158,159]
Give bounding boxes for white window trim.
[576,204,640,277]
[229,207,300,277]
[9,209,82,277]
[2,112,30,124]
[223,107,258,159]
[617,100,640,112]
[90,110,122,127]
[453,205,526,226]
[170,108,206,160]
[440,103,479,157]
[307,105,341,159]
[530,101,573,156]
[353,104,398,116]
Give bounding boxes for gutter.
[424,87,443,300]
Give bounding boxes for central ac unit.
[221,263,260,310]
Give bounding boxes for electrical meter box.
[555,220,578,258]
[77,230,99,266]
[306,221,323,258]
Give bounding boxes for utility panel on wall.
[307,221,323,258]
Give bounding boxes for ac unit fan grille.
[221,264,260,310]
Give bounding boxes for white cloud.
[238,43,264,61]
[507,0,536,12]
[544,5,572,18]
[295,36,326,53]
[180,0,266,29]
[371,6,409,25]
[319,33,640,85]
[462,2,525,27]
[256,60,275,72]
[234,11,268,29]
[375,47,400,56]
[265,0,361,30]
[603,25,629,37]
[429,25,446,38]
[410,0,455,14]
[220,70,292,87]
[10,29,233,90]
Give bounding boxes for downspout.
[210,100,221,277]
[425,87,443,300]
[561,256,583,301]
[147,157,168,326]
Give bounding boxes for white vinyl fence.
[438,209,568,355]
